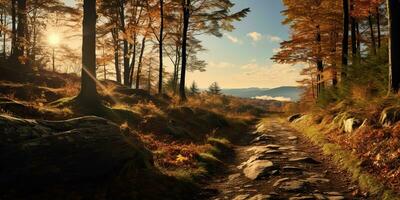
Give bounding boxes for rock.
[279,146,296,150]
[380,106,400,126]
[282,166,304,174]
[293,115,309,123]
[325,192,342,196]
[0,98,40,117]
[228,173,241,181]
[248,194,272,200]
[288,114,303,122]
[251,134,275,144]
[278,180,307,192]
[265,144,281,149]
[246,146,271,154]
[288,136,298,140]
[233,194,250,200]
[243,160,274,180]
[343,118,362,133]
[306,177,330,184]
[289,196,315,200]
[0,115,153,190]
[326,196,345,200]
[273,178,290,187]
[289,157,321,164]
[313,193,326,200]
[239,154,264,169]
[263,150,283,155]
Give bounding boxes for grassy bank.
[284,116,400,200]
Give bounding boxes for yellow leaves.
[176,154,189,164]
[120,122,129,130]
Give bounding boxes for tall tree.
[179,0,189,101]
[78,0,99,104]
[158,0,164,94]
[342,0,349,77]
[387,0,400,93]
[178,0,249,101]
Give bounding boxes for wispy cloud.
[253,95,292,101]
[209,61,233,69]
[224,33,242,44]
[272,48,281,54]
[247,32,263,42]
[267,35,283,43]
[235,61,304,88]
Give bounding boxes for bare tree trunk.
[13,0,27,62]
[136,36,146,89]
[376,7,381,48]
[2,11,6,59]
[342,0,349,77]
[78,0,99,104]
[387,0,400,93]
[129,35,137,87]
[112,28,121,83]
[158,0,164,94]
[148,59,152,93]
[350,0,357,64]
[11,0,16,57]
[118,1,130,86]
[179,0,190,101]
[316,25,324,97]
[356,23,361,59]
[368,15,377,55]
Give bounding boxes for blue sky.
[64,0,302,89]
[188,0,303,89]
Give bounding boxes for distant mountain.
[221,86,303,102]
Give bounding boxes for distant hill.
[222,86,303,101]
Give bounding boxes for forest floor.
[199,117,372,200]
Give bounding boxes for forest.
[0,0,399,200]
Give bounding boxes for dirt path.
[202,118,370,200]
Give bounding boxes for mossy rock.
[0,115,153,197]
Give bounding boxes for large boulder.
[0,115,153,192]
[243,160,274,180]
[380,106,400,126]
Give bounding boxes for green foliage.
[317,47,389,107]
[189,81,200,96]
[208,82,221,95]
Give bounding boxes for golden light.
[48,33,60,46]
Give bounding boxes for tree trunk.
[387,0,400,93]
[129,35,137,87]
[316,26,324,97]
[13,0,27,62]
[3,13,6,59]
[158,0,164,94]
[118,1,130,86]
[179,0,190,101]
[368,15,377,55]
[78,0,99,104]
[342,0,349,77]
[11,0,16,57]
[148,59,152,93]
[376,7,381,48]
[356,22,361,59]
[136,36,146,89]
[112,28,121,83]
[350,0,357,64]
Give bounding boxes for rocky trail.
[201,118,369,200]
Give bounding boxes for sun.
[48,33,60,46]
